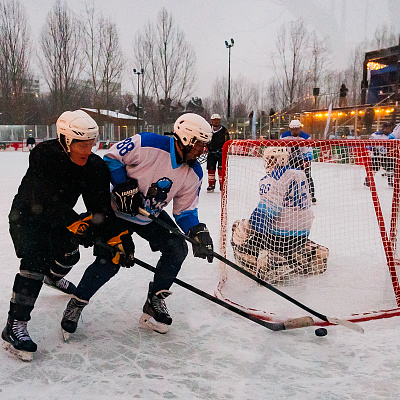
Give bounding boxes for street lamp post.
[133,68,144,134]
[225,38,234,120]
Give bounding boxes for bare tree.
[83,3,125,111]
[370,24,398,49]
[0,0,32,123]
[39,1,85,114]
[272,19,309,110]
[133,8,196,122]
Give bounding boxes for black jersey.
[208,125,229,153]
[9,139,112,233]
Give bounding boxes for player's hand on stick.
[107,231,135,267]
[189,223,214,263]
[67,212,96,247]
[112,179,143,215]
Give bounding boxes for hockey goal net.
[217,139,400,327]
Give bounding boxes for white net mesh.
[218,139,400,323]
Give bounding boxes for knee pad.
[49,246,80,279]
[55,245,80,267]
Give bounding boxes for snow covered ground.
[1,150,400,400]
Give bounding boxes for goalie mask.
[57,110,99,153]
[262,147,289,173]
[173,113,212,166]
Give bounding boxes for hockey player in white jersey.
[231,147,328,284]
[61,113,214,334]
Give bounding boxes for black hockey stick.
[138,208,364,334]
[93,239,313,332]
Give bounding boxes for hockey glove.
[107,230,135,267]
[188,223,214,263]
[112,179,143,215]
[67,212,95,248]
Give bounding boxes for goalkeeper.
[231,147,328,284]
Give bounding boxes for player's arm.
[173,172,214,262]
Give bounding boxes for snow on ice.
[1,150,400,399]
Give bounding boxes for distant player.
[364,121,394,187]
[231,147,328,283]
[2,110,134,361]
[26,135,36,151]
[206,113,229,192]
[61,113,214,335]
[280,120,316,203]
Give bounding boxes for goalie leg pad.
[294,240,329,275]
[231,219,252,246]
[232,244,258,273]
[256,250,299,284]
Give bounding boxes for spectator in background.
[364,121,394,187]
[280,120,316,203]
[339,84,349,107]
[206,114,230,193]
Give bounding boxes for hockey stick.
[137,208,364,334]
[93,239,313,331]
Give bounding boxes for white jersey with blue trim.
[368,131,389,156]
[249,166,314,237]
[280,130,313,161]
[103,132,203,234]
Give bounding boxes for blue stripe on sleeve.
[174,209,199,234]
[103,155,127,186]
[140,132,172,152]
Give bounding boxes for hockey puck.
[315,328,328,337]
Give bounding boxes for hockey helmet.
[210,113,221,120]
[289,119,302,129]
[174,113,212,147]
[57,110,99,152]
[262,147,289,172]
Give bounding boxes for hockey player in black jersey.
[2,110,134,361]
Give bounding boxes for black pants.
[8,219,80,321]
[304,167,315,199]
[74,211,188,301]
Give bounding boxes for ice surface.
[1,150,400,399]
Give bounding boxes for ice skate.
[44,275,76,295]
[140,284,172,334]
[207,185,215,193]
[2,317,37,361]
[61,297,88,340]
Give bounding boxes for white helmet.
[289,119,302,129]
[262,147,289,172]
[391,123,400,139]
[174,113,212,146]
[211,113,221,120]
[57,110,99,152]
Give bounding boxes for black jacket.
[208,125,229,153]
[9,139,113,236]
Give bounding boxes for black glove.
[112,179,143,215]
[107,230,135,267]
[188,223,214,263]
[66,212,95,247]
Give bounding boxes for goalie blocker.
[231,219,329,284]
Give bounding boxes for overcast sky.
[19,0,400,100]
